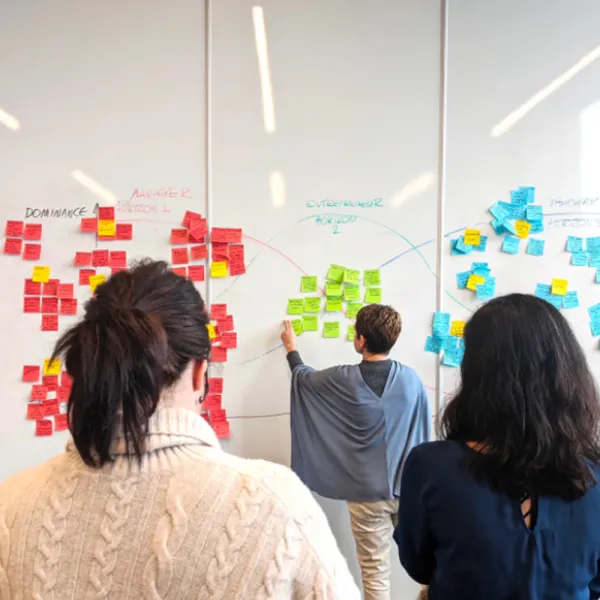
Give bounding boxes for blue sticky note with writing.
[455,236,473,254]
[590,254,600,268]
[500,202,526,220]
[432,312,451,338]
[511,189,528,205]
[442,349,461,368]
[489,202,509,221]
[443,336,459,352]
[473,267,491,278]
[588,304,600,321]
[425,336,443,354]
[502,236,520,254]
[588,237,600,252]
[473,235,488,252]
[456,271,471,289]
[535,283,551,299]
[572,252,589,267]
[476,277,496,300]
[527,239,545,256]
[562,291,579,309]
[522,186,535,204]
[530,222,544,234]
[566,236,584,252]
[590,319,600,337]
[526,205,543,222]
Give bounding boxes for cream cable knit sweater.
[0,407,359,599]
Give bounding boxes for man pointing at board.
[281,304,431,600]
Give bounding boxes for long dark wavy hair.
[441,293,600,500]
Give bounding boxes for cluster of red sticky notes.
[3,220,44,260]
[206,228,246,276]
[188,265,205,282]
[80,208,133,242]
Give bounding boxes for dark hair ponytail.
[52,260,210,467]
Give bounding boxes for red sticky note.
[92,249,109,267]
[35,419,53,436]
[211,347,228,363]
[4,237,22,255]
[211,243,229,262]
[208,377,223,394]
[23,243,41,260]
[24,296,41,313]
[81,218,97,233]
[22,365,41,382]
[210,304,227,320]
[42,375,59,391]
[171,229,189,245]
[43,280,59,296]
[56,386,70,403]
[229,245,245,262]
[74,251,92,266]
[57,283,74,299]
[6,220,24,237]
[24,279,42,295]
[116,223,133,240]
[60,298,78,315]
[43,400,60,417]
[42,315,59,331]
[61,371,73,388]
[109,251,127,268]
[23,223,42,241]
[183,210,203,228]
[79,269,96,285]
[111,267,126,275]
[210,408,227,423]
[220,332,237,349]
[30,385,48,401]
[27,404,45,420]
[204,393,222,411]
[54,413,69,432]
[41,297,59,314]
[211,228,242,244]
[228,260,246,276]
[97,207,115,220]
[213,420,231,439]
[188,265,205,282]
[217,315,235,332]
[171,267,187,277]
[171,247,189,265]
[190,245,208,261]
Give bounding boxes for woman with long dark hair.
[0,260,358,599]
[395,294,600,599]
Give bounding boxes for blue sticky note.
[443,336,459,352]
[589,304,600,321]
[591,319,600,337]
[473,235,488,252]
[503,221,518,235]
[476,277,496,300]
[530,222,544,234]
[442,349,461,368]
[489,202,509,221]
[546,296,562,310]
[500,202,526,220]
[491,219,507,235]
[588,237,600,252]
[590,254,600,268]
[455,236,473,254]
[535,283,551,299]
[596,268,600,284]
[456,271,471,289]
[527,239,545,256]
[425,336,443,354]
[566,236,584,252]
[502,236,520,254]
[473,267,491,278]
[510,189,528,205]
[572,252,589,267]
[522,186,535,204]
[526,205,543,222]
[562,291,579,309]
[472,262,489,269]
[432,312,451,338]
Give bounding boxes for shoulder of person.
[406,440,462,470]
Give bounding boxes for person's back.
[0,260,359,599]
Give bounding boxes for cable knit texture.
[0,407,359,600]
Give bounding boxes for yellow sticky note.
[323,321,340,338]
[326,298,343,312]
[551,278,568,296]
[43,358,61,376]
[346,302,362,319]
[327,264,345,282]
[97,220,116,237]
[343,269,360,285]
[515,220,531,239]
[344,285,360,302]
[365,288,382,304]
[466,274,485,291]
[32,265,50,283]
[450,320,466,337]
[207,324,217,340]
[304,297,321,313]
[464,229,481,246]
[288,299,304,315]
[291,319,303,335]
[210,261,228,278]
[302,315,319,331]
[89,274,106,292]
[325,282,343,297]
[347,324,356,341]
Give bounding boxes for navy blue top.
[395,441,600,600]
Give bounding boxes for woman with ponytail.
[0,260,358,599]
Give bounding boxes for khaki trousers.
[347,499,399,600]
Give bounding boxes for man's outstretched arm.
[282,320,306,371]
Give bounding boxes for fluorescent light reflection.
[0,108,20,131]
[71,170,118,205]
[252,6,276,133]
[270,171,286,207]
[391,172,435,207]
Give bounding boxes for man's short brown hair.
[355,304,402,354]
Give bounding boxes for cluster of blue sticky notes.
[489,202,509,221]
[546,296,562,310]
[566,236,584,252]
[572,252,589,267]
[473,236,488,252]
[456,271,471,289]
[526,205,543,222]
[588,237,600,252]
[530,221,544,234]
[425,336,443,353]
[535,283,552,299]
[432,312,451,338]
[590,320,600,337]
[476,277,496,300]
[502,236,520,254]
[590,254,600,267]
[527,239,545,256]
[562,291,579,309]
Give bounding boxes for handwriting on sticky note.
[347,324,356,341]
[4,238,22,255]
[23,243,41,260]
[43,279,58,296]
[287,299,304,315]
[304,297,321,313]
[210,304,227,320]
[171,228,189,245]
[208,377,224,394]
[32,265,50,283]
[97,220,116,238]
[327,264,345,282]
[60,298,77,315]
[74,251,92,266]
[346,302,362,319]
[210,261,228,278]
[211,346,228,363]
[30,385,48,401]
[171,267,187,277]
[344,286,360,302]
[365,288,382,303]
[302,316,319,331]
[24,279,41,295]
[191,245,208,261]
[92,249,109,267]
[35,419,53,437]
[515,220,531,238]
[188,265,205,282]
[571,252,589,267]
[343,269,360,285]
[326,298,343,312]
[80,218,97,233]
[220,332,237,349]
[450,321,466,337]
[89,274,106,293]
[41,315,59,331]
[23,365,40,382]
[78,269,95,285]
[6,220,24,237]
[464,229,481,246]
[116,223,133,240]
[363,269,381,286]
[24,297,41,313]
[27,404,46,420]
[325,282,342,297]
[301,276,318,293]
[502,236,520,255]
[323,321,340,338]
[425,336,443,353]
[551,278,568,296]
[54,414,69,432]
[171,247,189,265]
[527,239,545,256]
[109,251,127,269]
[291,320,303,336]
[24,223,42,241]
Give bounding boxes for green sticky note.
[347,324,356,341]
[301,276,318,293]
[326,298,343,312]
[365,288,382,303]
[304,297,321,313]
[287,298,304,315]
[323,321,340,338]
[344,285,360,301]
[325,282,343,297]
[302,315,318,331]
[364,269,381,286]
[327,264,345,282]
[346,302,363,319]
[291,319,303,335]
[343,269,360,285]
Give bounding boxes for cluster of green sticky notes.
[325,282,342,297]
[365,288,382,303]
[323,321,340,338]
[364,269,381,286]
[288,298,304,315]
[291,319,303,335]
[346,302,362,319]
[344,286,360,301]
[326,298,343,312]
[301,275,318,293]
[302,315,318,331]
[327,264,345,282]
[347,324,356,341]
[304,297,321,313]
[343,269,360,285]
